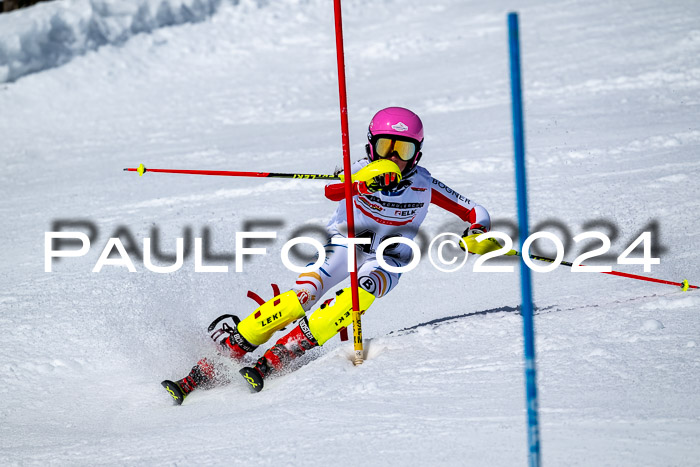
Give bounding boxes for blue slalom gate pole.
[508,12,541,467]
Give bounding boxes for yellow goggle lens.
[374,138,416,161]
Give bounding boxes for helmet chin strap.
[413,151,422,167]
[402,151,421,177]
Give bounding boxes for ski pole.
[123,164,341,180]
[508,249,697,291]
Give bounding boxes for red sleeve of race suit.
[430,188,473,222]
[325,182,360,201]
[430,178,491,230]
[324,159,371,201]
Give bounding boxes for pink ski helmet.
[366,107,424,175]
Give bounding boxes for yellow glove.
[338,159,402,185]
[459,229,521,256]
[460,233,503,255]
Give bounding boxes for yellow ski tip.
[681,279,689,292]
[137,163,146,176]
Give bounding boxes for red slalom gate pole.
[333,0,363,362]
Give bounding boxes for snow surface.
[1,0,700,465]
[0,0,221,83]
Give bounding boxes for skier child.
[162,107,491,401]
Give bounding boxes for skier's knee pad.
[307,287,375,346]
[237,290,306,346]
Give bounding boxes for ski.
[239,367,265,393]
[161,380,187,405]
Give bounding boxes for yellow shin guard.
[237,290,306,346]
[307,287,375,346]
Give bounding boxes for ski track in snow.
[1,0,700,465]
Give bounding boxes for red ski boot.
[207,314,258,360]
[240,317,318,392]
[161,358,217,405]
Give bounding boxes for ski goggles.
[370,135,421,161]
